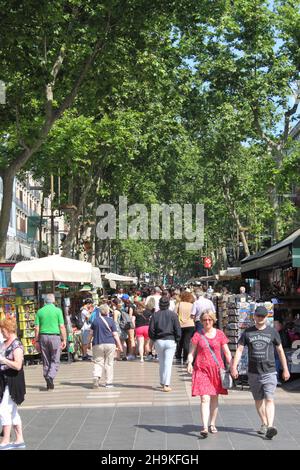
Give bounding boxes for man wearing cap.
[80,298,94,361]
[231,306,290,440]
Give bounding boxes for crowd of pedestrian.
[0,284,291,449]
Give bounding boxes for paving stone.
[14,360,300,450]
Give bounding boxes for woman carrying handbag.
[187,309,232,438]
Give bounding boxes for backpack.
[119,310,132,330]
[89,307,99,325]
[73,312,84,330]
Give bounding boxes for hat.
[159,297,170,309]
[255,306,268,317]
[121,294,130,300]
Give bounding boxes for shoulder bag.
[201,332,233,389]
[99,315,112,333]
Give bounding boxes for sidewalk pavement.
[16,359,300,450]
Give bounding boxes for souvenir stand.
[0,263,39,362]
[11,255,101,363]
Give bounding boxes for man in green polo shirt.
[34,293,66,390]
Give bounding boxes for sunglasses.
[202,318,213,322]
[255,314,266,318]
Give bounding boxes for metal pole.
[50,174,55,255]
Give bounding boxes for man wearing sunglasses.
[231,306,290,440]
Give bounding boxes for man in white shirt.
[146,287,162,312]
[191,290,216,332]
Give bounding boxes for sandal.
[209,425,218,434]
[200,429,209,438]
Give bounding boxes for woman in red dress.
[187,309,232,438]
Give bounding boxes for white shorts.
[0,386,22,426]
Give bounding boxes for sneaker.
[127,355,135,361]
[265,427,278,440]
[82,355,91,361]
[46,377,54,390]
[0,443,14,450]
[257,424,268,435]
[105,384,114,388]
[163,385,172,392]
[145,355,153,361]
[12,442,26,449]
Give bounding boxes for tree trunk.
[239,229,250,257]
[222,246,228,269]
[0,171,15,262]
[38,193,45,257]
[222,181,250,257]
[269,185,280,242]
[61,178,93,258]
[61,215,78,258]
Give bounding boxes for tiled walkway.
[15,359,300,449]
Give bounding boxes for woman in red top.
[187,310,232,438]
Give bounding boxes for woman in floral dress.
[187,309,232,437]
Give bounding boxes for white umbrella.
[104,272,138,284]
[11,255,93,283]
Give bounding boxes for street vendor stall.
[10,255,102,361]
[241,228,300,373]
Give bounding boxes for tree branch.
[15,106,30,152]
[10,14,112,175]
[251,104,283,164]
[54,14,112,120]
[283,87,300,142]
[45,44,66,123]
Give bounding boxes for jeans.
[176,326,195,362]
[155,339,176,387]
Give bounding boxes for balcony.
[15,198,41,217]
[16,230,28,242]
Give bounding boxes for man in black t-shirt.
[231,306,290,440]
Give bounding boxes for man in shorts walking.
[231,306,290,439]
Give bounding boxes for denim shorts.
[81,328,91,345]
[248,372,277,400]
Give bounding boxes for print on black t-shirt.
[238,326,281,374]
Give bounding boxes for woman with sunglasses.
[187,309,232,438]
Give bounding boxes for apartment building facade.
[0,174,63,262]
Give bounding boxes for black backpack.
[73,312,84,330]
[119,310,132,330]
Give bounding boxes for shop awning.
[5,240,33,261]
[198,267,241,282]
[241,227,300,273]
[11,255,93,283]
[199,274,219,281]
[218,267,241,280]
[104,272,138,284]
